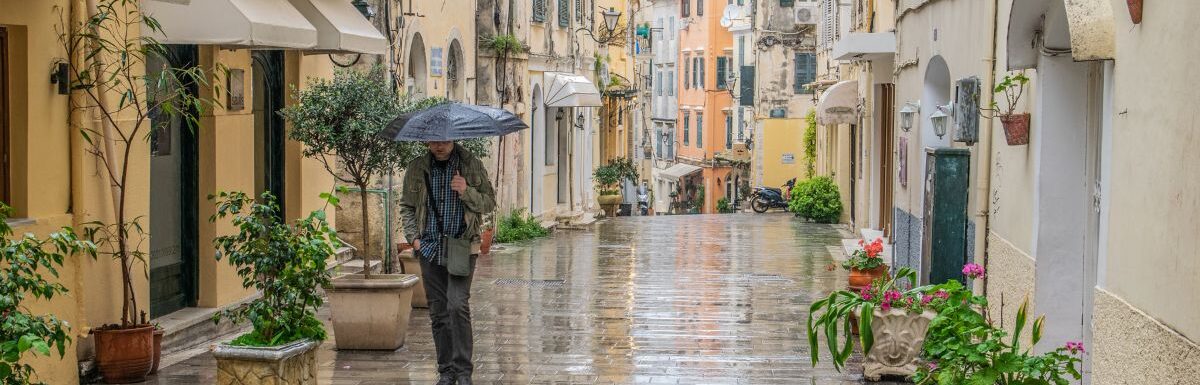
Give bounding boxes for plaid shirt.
[419,155,466,265]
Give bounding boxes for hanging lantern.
[930,103,952,139]
[899,101,919,132]
[602,7,622,32]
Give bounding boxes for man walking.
[400,141,495,385]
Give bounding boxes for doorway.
[879,84,895,235]
[558,109,570,206]
[531,85,544,215]
[148,44,200,318]
[252,50,286,211]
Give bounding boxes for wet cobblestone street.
[150,213,905,384]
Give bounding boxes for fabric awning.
[1007,0,1114,70]
[288,0,388,54]
[142,0,318,49]
[659,163,703,180]
[816,80,859,125]
[831,32,896,61]
[544,72,603,107]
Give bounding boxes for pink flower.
[934,290,950,300]
[927,361,938,371]
[881,302,891,312]
[883,290,903,303]
[921,294,933,305]
[859,286,873,301]
[1065,341,1086,354]
[962,263,986,279]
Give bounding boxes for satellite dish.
[720,5,741,28]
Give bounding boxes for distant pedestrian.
[400,141,496,385]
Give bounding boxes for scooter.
[637,192,649,215]
[750,178,796,213]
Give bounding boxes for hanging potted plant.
[983,72,1031,145]
[843,237,888,289]
[208,191,336,385]
[0,204,95,385]
[58,2,217,382]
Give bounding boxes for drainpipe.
[975,0,1000,296]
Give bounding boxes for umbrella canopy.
[380,102,529,142]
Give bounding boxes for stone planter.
[597,194,621,217]
[863,308,937,381]
[398,253,428,308]
[327,274,420,350]
[213,339,318,385]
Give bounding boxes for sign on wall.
[781,153,795,164]
[227,68,245,111]
[431,47,444,77]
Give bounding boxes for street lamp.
[899,101,919,132]
[931,103,952,139]
[602,7,621,32]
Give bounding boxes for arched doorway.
[447,39,465,101]
[407,34,427,98]
[922,55,951,150]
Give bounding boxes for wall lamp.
[931,103,953,139]
[899,100,919,132]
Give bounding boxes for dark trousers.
[419,255,476,377]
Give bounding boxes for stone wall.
[892,207,922,278]
[983,232,1035,343]
[1093,288,1200,384]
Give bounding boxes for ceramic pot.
[94,324,154,383]
[1000,113,1030,145]
[848,265,888,289]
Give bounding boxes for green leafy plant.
[281,67,487,276]
[494,209,550,244]
[481,34,525,55]
[808,267,923,371]
[804,109,817,178]
[209,191,339,347]
[58,0,219,328]
[0,204,96,384]
[982,71,1030,118]
[789,176,842,223]
[593,157,639,196]
[716,198,732,213]
[913,270,1083,385]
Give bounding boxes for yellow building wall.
[760,119,807,189]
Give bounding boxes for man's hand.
[451,170,467,194]
[412,239,421,250]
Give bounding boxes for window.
[794,52,816,94]
[533,0,547,22]
[699,57,706,89]
[686,54,696,89]
[697,0,704,16]
[692,57,700,88]
[737,110,745,141]
[575,0,582,22]
[683,111,690,145]
[738,37,745,67]
[716,57,728,90]
[682,0,690,17]
[559,0,570,27]
[656,70,663,96]
[696,114,703,148]
[725,113,733,149]
[668,70,676,96]
[656,124,663,155]
[667,124,675,158]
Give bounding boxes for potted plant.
[808,267,936,379]
[789,176,843,223]
[150,324,164,375]
[480,212,496,255]
[58,2,217,382]
[913,264,1083,384]
[592,157,639,217]
[983,72,1031,145]
[843,238,888,289]
[0,204,95,385]
[208,191,338,385]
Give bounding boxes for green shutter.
[716,57,727,89]
[533,0,546,22]
[739,66,754,106]
[559,0,570,27]
[697,114,703,147]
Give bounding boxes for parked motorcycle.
[750,178,796,213]
[638,193,649,215]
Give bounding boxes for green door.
[148,45,200,317]
[921,148,970,285]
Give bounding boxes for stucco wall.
[760,119,807,188]
[984,232,1036,341]
[1093,288,1200,385]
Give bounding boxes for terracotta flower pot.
[1127,0,1143,24]
[848,265,889,289]
[1000,113,1031,146]
[150,329,164,374]
[481,228,495,255]
[94,324,155,383]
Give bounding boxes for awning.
[544,72,603,107]
[1007,0,1114,70]
[142,0,318,49]
[816,80,859,125]
[831,32,896,61]
[288,0,388,54]
[659,163,703,180]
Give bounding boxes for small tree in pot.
[592,157,639,217]
[982,72,1031,146]
[208,191,337,385]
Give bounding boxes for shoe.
[435,373,456,385]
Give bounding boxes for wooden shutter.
[698,0,704,16]
[700,57,706,89]
[697,114,703,148]
[795,53,815,94]
[684,55,690,89]
[739,65,754,106]
[716,57,727,89]
[533,0,546,22]
[683,112,690,144]
[682,0,690,17]
[559,0,570,27]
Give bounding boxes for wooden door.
[880,84,895,236]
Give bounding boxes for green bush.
[717,197,732,213]
[495,209,550,243]
[803,109,817,178]
[789,176,843,223]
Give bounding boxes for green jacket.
[399,144,496,253]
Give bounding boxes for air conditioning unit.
[795,4,819,25]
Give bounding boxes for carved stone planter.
[213,340,318,385]
[863,308,936,381]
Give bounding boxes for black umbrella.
[380,102,529,142]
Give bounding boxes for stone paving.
[146,213,907,384]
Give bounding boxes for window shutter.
[533,0,546,22]
[669,70,675,96]
[698,0,704,16]
[700,57,706,89]
[739,66,754,106]
[795,53,815,94]
[697,114,703,148]
[726,114,733,148]
[683,112,690,144]
[682,0,689,17]
[559,0,570,27]
[716,57,727,89]
[684,56,690,89]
